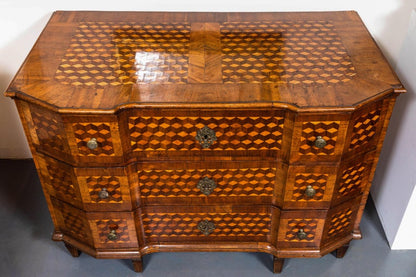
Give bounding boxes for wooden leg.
[132,258,143,272]
[64,242,81,257]
[334,243,350,258]
[273,256,285,273]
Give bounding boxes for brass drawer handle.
[98,188,109,199]
[297,229,307,240]
[196,126,217,148]
[108,224,118,241]
[314,136,327,148]
[198,220,215,236]
[197,177,217,196]
[108,230,117,241]
[87,138,98,150]
[305,185,316,197]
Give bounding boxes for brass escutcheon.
[195,126,217,149]
[198,220,216,236]
[197,177,217,196]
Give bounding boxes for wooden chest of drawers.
[5,11,405,273]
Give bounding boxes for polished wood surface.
[5,11,404,112]
[4,11,405,274]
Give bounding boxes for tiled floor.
[0,159,415,277]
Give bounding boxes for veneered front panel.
[139,205,276,243]
[123,109,285,159]
[277,210,326,249]
[283,165,337,209]
[134,161,277,205]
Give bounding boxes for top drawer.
[22,100,385,166]
[123,109,286,159]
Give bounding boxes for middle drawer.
[134,160,279,206]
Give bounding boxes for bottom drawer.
[140,205,278,243]
[51,197,139,249]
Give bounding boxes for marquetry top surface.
[5,11,404,111]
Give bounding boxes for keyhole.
[204,135,208,139]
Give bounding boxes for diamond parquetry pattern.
[299,121,339,155]
[31,108,67,152]
[349,109,381,149]
[284,218,318,242]
[291,173,328,201]
[55,22,190,86]
[142,212,271,241]
[138,168,275,198]
[87,176,123,203]
[220,21,356,84]
[95,219,131,243]
[129,116,284,151]
[326,208,353,239]
[72,123,115,156]
[54,199,91,244]
[337,163,366,198]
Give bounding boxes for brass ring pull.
[314,136,327,148]
[198,220,215,236]
[197,177,217,196]
[98,188,109,199]
[297,229,307,240]
[87,138,98,150]
[195,126,217,149]
[305,185,316,197]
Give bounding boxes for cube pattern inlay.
[129,116,284,151]
[95,219,131,243]
[31,108,67,152]
[337,163,366,198]
[291,173,328,201]
[55,22,191,86]
[349,109,381,149]
[73,123,115,156]
[326,208,353,238]
[87,176,123,203]
[284,218,319,242]
[138,168,275,198]
[142,212,271,240]
[299,121,340,155]
[45,160,79,204]
[54,199,92,244]
[220,21,356,84]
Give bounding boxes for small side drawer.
[75,167,132,211]
[52,197,138,249]
[64,115,124,165]
[290,114,349,163]
[277,210,326,249]
[282,165,337,209]
[139,205,277,243]
[88,212,139,249]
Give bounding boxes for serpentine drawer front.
[4,11,405,273]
